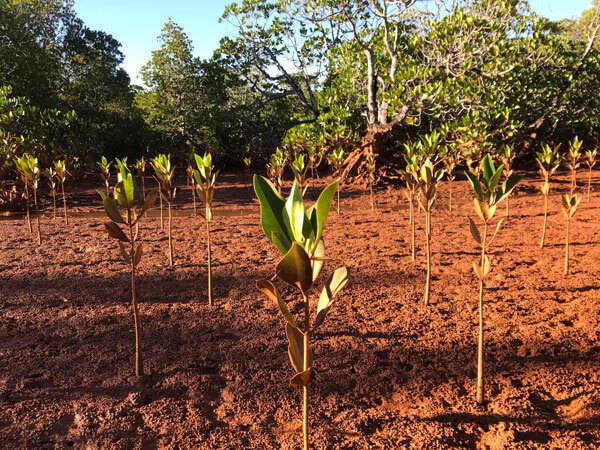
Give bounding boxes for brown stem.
[206,211,213,306]
[168,200,173,267]
[369,183,374,211]
[158,184,164,230]
[25,183,32,233]
[61,181,68,225]
[587,167,592,202]
[571,168,576,194]
[424,207,431,305]
[448,182,453,212]
[301,290,310,450]
[336,187,340,215]
[540,193,548,249]
[505,196,510,219]
[192,184,197,216]
[33,187,41,246]
[409,191,416,262]
[476,221,488,405]
[564,217,570,276]
[52,189,57,220]
[128,207,143,377]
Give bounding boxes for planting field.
[0,172,598,449]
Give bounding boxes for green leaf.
[276,242,313,291]
[468,217,481,244]
[100,192,124,224]
[314,266,349,329]
[311,179,338,244]
[253,175,290,253]
[497,174,522,204]
[283,181,305,243]
[104,222,129,242]
[256,280,299,329]
[311,239,325,281]
[464,170,483,201]
[481,154,494,183]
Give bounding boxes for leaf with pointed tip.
[104,222,129,242]
[488,218,505,245]
[481,154,495,183]
[482,255,491,277]
[118,242,130,263]
[468,217,481,244]
[465,170,483,201]
[282,181,305,243]
[473,199,485,222]
[276,242,313,291]
[100,193,124,224]
[497,174,522,204]
[143,191,158,213]
[473,261,484,279]
[286,323,312,372]
[310,180,338,244]
[256,280,299,329]
[253,175,290,253]
[311,239,325,282]
[314,266,349,329]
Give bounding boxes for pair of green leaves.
[254,176,338,256]
[465,154,521,210]
[562,193,581,219]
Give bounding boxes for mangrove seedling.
[243,156,252,189]
[498,144,516,218]
[186,162,197,215]
[134,157,147,198]
[98,156,112,196]
[416,158,444,305]
[566,136,582,194]
[193,152,218,306]
[400,142,421,262]
[536,143,561,249]
[465,154,521,405]
[15,153,41,245]
[562,193,580,276]
[45,167,57,220]
[584,149,597,201]
[151,154,176,266]
[266,148,286,194]
[328,147,345,215]
[254,175,348,450]
[291,153,309,194]
[54,160,68,224]
[99,160,157,377]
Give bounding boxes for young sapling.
[16,154,41,245]
[151,154,176,266]
[416,158,444,305]
[99,159,157,377]
[193,152,218,306]
[186,162,197,215]
[290,153,309,194]
[584,149,597,201]
[243,156,252,189]
[536,144,561,249]
[134,157,147,198]
[45,167,58,220]
[465,154,520,405]
[54,160,68,224]
[498,144,516,218]
[98,156,112,196]
[561,193,580,276]
[254,176,348,450]
[328,148,345,215]
[566,136,582,194]
[267,148,286,194]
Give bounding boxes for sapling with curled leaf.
[536,143,561,249]
[99,160,157,377]
[45,167,57,220]
[98,156,112,196]
[566,136,582,193]
[54,160,68,225]
[151,154,176,266]
[584,149,597,201]
[254,175,348,450]
[465,154,521,405]
[193,152,218,306]
[416,158,444,305]
[561,193,580,276]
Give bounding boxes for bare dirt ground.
[0,170,598,449]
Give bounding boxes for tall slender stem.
[158,183,164,230]
[369,183,374,211]
[587,167,592,202]
[540,192,548,249]
[168,200,173,267]
[571,168,576,194]
[564,217,570,276]
[505,196,510,219]
[336,188,340,215]
[301,290,310,450]
[476,221,488,405]
[448,181,453,211]
[128,207,143,377]
[61,181,68,225]
[33,187,41,246]
[409,190,416,262]
[192,183,197,216]
[206,211,213,306]
[52,189,57,220]
[25,183,32,233]
[424,207,431,305]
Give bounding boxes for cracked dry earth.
[0,171,598,449]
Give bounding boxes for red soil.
[0,171,598,449]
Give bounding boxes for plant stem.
[540,193,548,249]
[301,290,310,450]
[61,181,68,225]
[564,217,570,276]
[141,174,145,199]
[105,179,110,196]
[336,187,340,215]
[409,190,416,262]
[52,189,56,220]
[476,221,488,405]
[448,181,453,211]
[25,183,32,233]
[192,183,197,216]
[128,208,143,377]
[505,196,509,219]
[33,187,41,246]
[571,168,576,194]
[587,167,592,202]
[168,200,173,267]
[369,183,374,211]
[424,207,431,305]
[158,183,164,230]
[206,211,213,306]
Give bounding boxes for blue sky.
[73,0,593,85]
